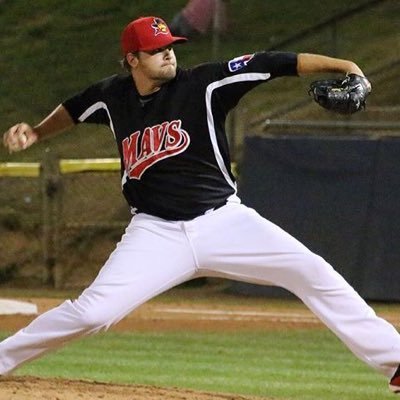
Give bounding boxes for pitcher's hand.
[3,123,39,153]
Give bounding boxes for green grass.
[0,329,392,400]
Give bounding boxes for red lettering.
[138,127,153,159]
[122,131,140,171]
[122,120,190,180]
[166,120,181,149]
[151,122,168,152]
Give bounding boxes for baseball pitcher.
[2,15,400,395]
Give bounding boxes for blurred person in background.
[170,0,229,38]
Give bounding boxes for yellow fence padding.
[0,162,40,177]
[0,159,121,177]
[0,159,236,176]
[59,158,120,174]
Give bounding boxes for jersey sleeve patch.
[228,54,255,73]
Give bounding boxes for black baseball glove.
[309,73,371,114]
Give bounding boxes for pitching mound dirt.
[0,376,268,400]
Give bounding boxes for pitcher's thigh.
[73,222,197,328]
[195,204,335,289]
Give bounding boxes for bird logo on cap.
[151,18,168,36]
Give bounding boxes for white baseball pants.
[1,202,400,377]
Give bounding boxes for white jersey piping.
[205,72,271,191]
[78,101,116,138]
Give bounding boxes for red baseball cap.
[121,16,187,55]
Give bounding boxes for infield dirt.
[0,376,265,400]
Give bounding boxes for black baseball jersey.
[63,51,298,220]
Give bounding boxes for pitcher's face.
[136,46,177,83]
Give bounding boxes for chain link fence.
[54,170,130,288]
[0,153,130,289]
[0,175,42,285]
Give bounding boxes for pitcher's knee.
[79,310,113,331]
[290,252,337,284]
[62,299,115,333]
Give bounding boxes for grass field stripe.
[154,307,319,323]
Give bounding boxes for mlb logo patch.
[228,54,255,72]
